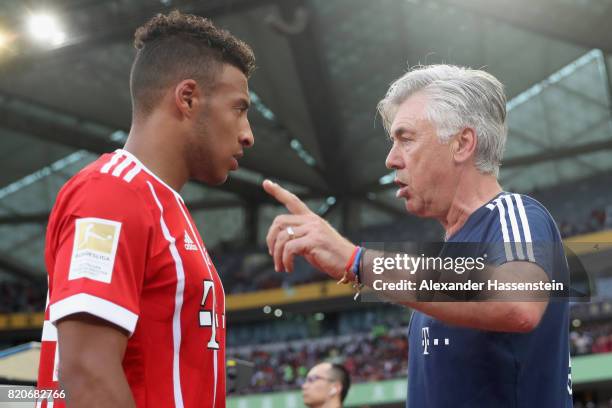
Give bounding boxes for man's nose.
[385,144,403,170]
[240,122,254,148]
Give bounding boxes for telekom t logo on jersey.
[199,280,221,350]
[421,327,450,355]
[422,327,430,355]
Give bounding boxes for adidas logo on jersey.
[184,231,198,251]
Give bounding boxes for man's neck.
[309,400,341,408]
[441,170,502,240]
[124,114,190,193]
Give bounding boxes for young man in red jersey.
[36,11,255,408]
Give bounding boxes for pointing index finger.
[262,179,311,215]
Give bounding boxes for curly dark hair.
[130,10,256,115]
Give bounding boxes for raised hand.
[262,179,355,280]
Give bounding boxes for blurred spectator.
[302,362,351,408]
[228,328,408,395]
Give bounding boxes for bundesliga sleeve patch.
[68,217,122,283]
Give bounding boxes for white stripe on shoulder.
[100,151,124,174]
[123,164,142,182]
[486,203,496,210]
[112,156,133,177]
[146,181,185,408]
[495,197,514,261]
[514,194,535,262]
[503,195,526,260]
[120,149,183,198]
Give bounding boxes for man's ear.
[174,79,198,117]
[451,127,477,164]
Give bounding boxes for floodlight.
[27,13,66,46]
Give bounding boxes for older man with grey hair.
[262,64,571,407]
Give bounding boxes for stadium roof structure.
[0,0,611,283]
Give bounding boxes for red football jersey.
[36,149,226,408]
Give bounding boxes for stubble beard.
[186,110,215,184]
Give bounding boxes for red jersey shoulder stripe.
[98,151,143,184]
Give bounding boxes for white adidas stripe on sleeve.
[495,198,514,262]
[504,194,526,260]
[514,194,535,262]
[494,194,537,263]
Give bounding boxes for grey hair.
[377,64,507,176]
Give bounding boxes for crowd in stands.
[571,322,612,356]
[228,327,408,395]
[228,305,411,347]
[573,393,612,408]
[229,316,612,396]
[559,208,611,238]
[0,280,45,313]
